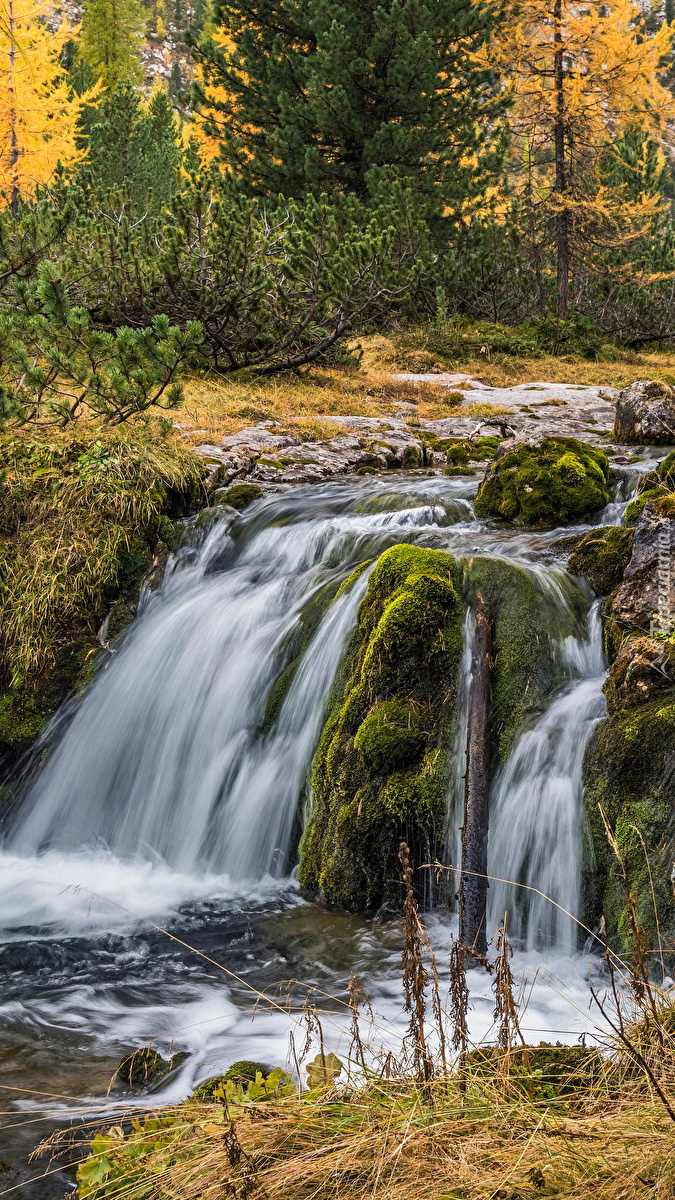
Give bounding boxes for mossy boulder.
[217,482,263,511]
[582,698,675,949]
[474,437,609,525]
[298,544,463,911]
[463,557,583,759]
[568,527,634,595]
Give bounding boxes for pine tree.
[488,0,674,316]
[0,0,97,211]
[79,84,182,213]
[189,0,505,219]
[81,0,146,89]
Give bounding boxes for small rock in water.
[117,1046,188,1091]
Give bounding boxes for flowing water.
[0,461,652,1191]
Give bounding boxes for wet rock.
[609,503,675,634]
[614,380,675,444]
[117,1046,188,1091]
[605,635,675,711]
[568,527,634,596]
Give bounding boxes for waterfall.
[9,509,371,880]
[487,604,606,951]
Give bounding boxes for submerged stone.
[474,437,609,525]
[298,544,463,911]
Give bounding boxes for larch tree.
[80,0,146,89]
[487,0,674,315]
[189,0,506,223]
[0,0,96,212]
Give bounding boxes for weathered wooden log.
[458,605,493,958]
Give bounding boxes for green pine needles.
[191,0,506,220]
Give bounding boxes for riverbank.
[175,326,675,443]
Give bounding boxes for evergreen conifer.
[81,0,146,89]
[190,0,504,219]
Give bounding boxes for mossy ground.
[298,544,463,911]
[475,438,610,526]
[0,425,205,760]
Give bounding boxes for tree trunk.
[553,0,569,319]
[9,0,19,218]
[458,607,492,959]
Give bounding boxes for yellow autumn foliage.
[0,0,99,204]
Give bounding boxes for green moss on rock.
[463,557,582,759]
[625,488,665,526]
[193,1061,272,1100]
[474,438,609,525]
[298,544,463,911]
[353,698,425,773]
[0,428,205,763]
[218,483,263,510]
[582,698,675,948]
[568,527,634,595]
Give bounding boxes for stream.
[0,460,658,1192]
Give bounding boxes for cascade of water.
[487,603,606,951]
[9,509,373,880]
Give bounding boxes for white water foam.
[488,604,606,951]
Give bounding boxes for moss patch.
[474,438,609,525]
[0,427,205,759]
[582,698,675,949]
[463,557,581,759]
[568,527,634,595]
[298,544,463,911]
[218,482,262,510]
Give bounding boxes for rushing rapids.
[0,461,652,1185]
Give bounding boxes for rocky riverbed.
[189,375,620,488]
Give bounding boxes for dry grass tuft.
[0,424,205,682]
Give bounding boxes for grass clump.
[298,544,463,910]
[475,437,609,525]
[0,425,205,754]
